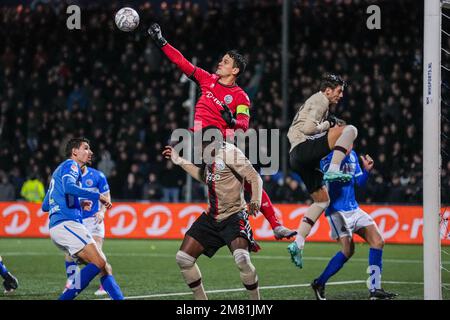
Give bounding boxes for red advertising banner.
[0,202,449,244]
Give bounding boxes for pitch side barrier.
[0,202,448,244]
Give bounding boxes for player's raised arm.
[355,154,373,187]
[162,146,203,182]
[148,23,203,80]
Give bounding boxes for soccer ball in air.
[115,7,139,32]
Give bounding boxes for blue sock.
[101,275,124,300]
[0,261,9,278]
[65,261,78,280]
[58,263,100,300]
[368,248,383,291]
[316,251,348,286]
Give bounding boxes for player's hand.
[94,211,105,224]
[162,146,183,165]
[220,103,236,128]
[80,200,93,211]
[99,194,112,210]
[361,154,374,171]
[147,23,167,47]
[247,201,260,216]
[326,115,337,128]
[336,117,346,126]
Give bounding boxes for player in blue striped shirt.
[310,149,397,300]
[64,164,111,296]
[42,138,123,300]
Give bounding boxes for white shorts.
[49,220,95,257]
[327,208,375,240]
[82,216,105,239]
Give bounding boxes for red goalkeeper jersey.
[162,44,250,136]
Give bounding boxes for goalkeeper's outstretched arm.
[148,23,196,77]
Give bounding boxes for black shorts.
[289,133,331,194]
[186,211,260,258]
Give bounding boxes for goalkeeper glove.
[220,103,236,128]
[147,23,168,48]
[326,115,337,128]
[327,114,346,128]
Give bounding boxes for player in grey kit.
[287,74,358,268]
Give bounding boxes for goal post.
[423,0,442,300]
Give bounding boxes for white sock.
[248,287,260,300]
[295,235,305,249]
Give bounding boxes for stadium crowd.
[0,0,445,204]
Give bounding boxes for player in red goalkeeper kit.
[148,23,296,240]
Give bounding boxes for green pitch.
[0,238,448,300]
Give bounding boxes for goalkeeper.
[148,23,296,240]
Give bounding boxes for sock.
[246,285,260,300]
[176,251,207,300]
[189,280,208,300]
[244,182,281,229]
[328,125,357,172]
[260,189,281,229]
[59,263,100,300]
[295,235,305,249]
[316,251,349,285]
[0,261,9,278]
[101,275,124,300]
[295,203,326,248]
[368,248,383,291]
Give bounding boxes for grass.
[0,238,448,300]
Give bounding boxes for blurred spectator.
[122,173,141,200]
[161,161,182,203]
[0,172,15,201]
[97,150,115,178]
[142,173,162,201]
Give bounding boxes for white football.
[115,7,139,32]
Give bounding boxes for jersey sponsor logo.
[224,94,233,105]
[206,171,221,182]
[85,179,94,187]
[71,164,78,172]
[205,91,225,107]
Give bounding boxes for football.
[115,7,139,32]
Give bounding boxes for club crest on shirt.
[224,94,233,105]
[70,164,78,174]
[85,179,94,187]
[215,159,226,172]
